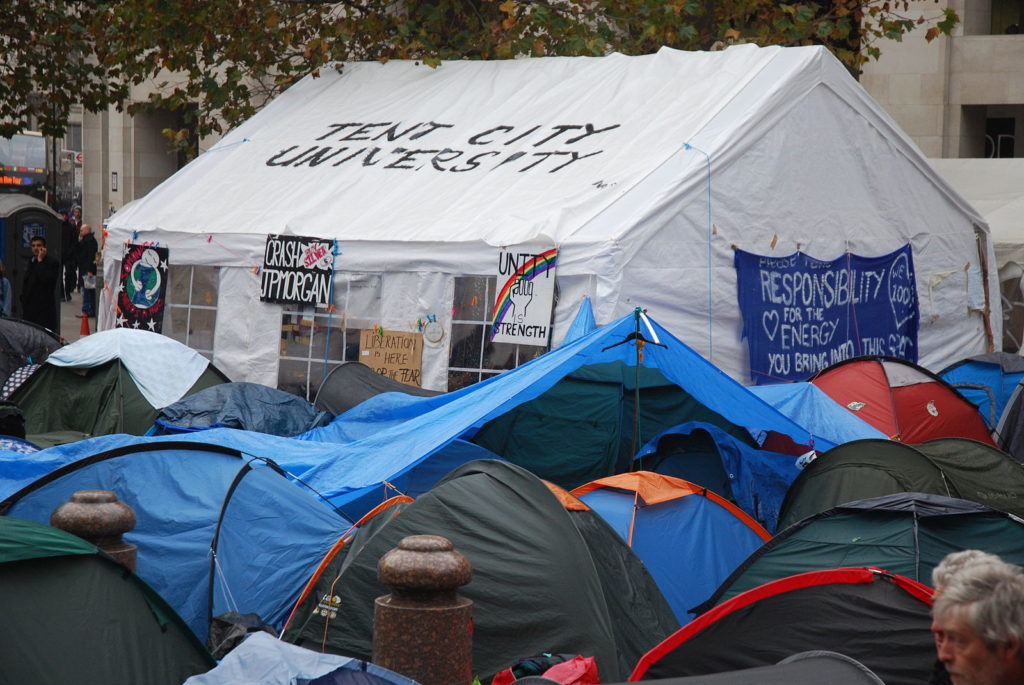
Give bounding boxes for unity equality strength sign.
[490,245,558,347]
[735,245,919,383]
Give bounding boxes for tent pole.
[632,308,642,463]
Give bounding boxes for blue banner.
[735,246,919,383]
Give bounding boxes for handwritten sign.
[490,245,558,347]
[265,121,620,176]
[735,246,919,383]
[260,234,334,305]
[359,328,424,387]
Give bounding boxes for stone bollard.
[373,535,473,685]
[51,489,137,571]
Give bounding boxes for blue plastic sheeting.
[576,486,766,623]
[296,312,836,473]
[561,297,598,345]
[185,631,356,685]
[2,444,345,642]
[940,355,1024,428]
[748,383,887,446]
[0,429,498,522]
[635,422,802,533]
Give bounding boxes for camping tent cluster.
[2,305,1023,682]
[3,43,1024,685]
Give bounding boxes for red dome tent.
[629,567,936,685]
[810,355,995,445]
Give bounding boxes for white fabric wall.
[214,267,281,385]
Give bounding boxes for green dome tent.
[700,492,1024,611]
[0,516,214,684]
[281,460,678,682]
[777,438,1024,530]
[9,328,228,442]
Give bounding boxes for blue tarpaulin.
[297,311,837,474]
[634,422,803,533]
[748,382,887,446]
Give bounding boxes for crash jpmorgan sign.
[260,234,335,305]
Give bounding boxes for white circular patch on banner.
[927,400,939,417]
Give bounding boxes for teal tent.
[700,492,1024,610]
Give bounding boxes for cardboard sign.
[117,244,169,332]
[490,245,558,347]
[735,245,919,383]
[359,328,424,387]
[260,234,334,305]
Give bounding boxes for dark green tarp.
[10,359,227,437]
[701,492,1024,610]
[778,438,1024,530]
[0,516,214,685]
[283,460,678,682]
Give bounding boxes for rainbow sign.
[490,247,558,344]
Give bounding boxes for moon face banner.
[735,245,919,384]
[117,244,170,332]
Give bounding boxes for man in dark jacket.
[21,236,60,331]
[77,223,98,318]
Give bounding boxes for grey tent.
[313,361,441,416]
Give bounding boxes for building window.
[165,265,219,358]
[278,272,382,400]
[448,276,548,391]
[986,117,1016,158]
[63,123,82,154]
[992,0,1024,34]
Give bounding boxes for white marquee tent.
[104,44,998,392]
[930,157,1024,351]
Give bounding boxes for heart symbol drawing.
[762,310,780,341]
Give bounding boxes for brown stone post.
[373,535,473,685]
[50,489,138,571]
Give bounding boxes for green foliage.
[1,0,959,145]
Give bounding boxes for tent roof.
[108,46,983,263]
[929,158,1024,268]
[748,382,887,444]
[107,46,793,246]
[0,513,96,563]
[701,492,1024,610]
[46,328,227,408]
[1,440,346,641]
[573,471,712,505]
[631,567,934,683]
